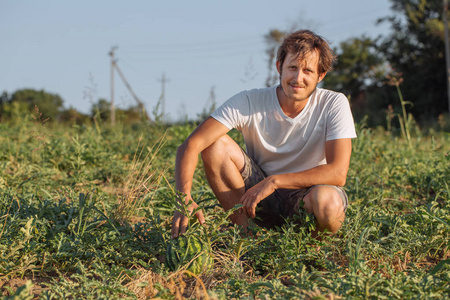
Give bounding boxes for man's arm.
[171,117,230,238]
[240,138,352,218]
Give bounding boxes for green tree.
[59,107,90,125]
[322,37,388,123]
[0,91,7,105]
[10,89,64,120]
[378,0,448,118]
[323,37,385,100]
[90,99,146,124]
[91,98,111,121]
[0,89,64,122]
[120,105,147,124]
[0,91,8,121]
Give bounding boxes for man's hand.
[171,200,205,239]
[172,117,229,239]
[240,176,276,218]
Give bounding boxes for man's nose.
[294,70,304,81]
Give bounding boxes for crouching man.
[171,30,357,238]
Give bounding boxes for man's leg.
[302,185,346,235]
[201,134,249,227]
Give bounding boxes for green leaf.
[429,259,450,275]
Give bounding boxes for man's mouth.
[290,83,305,89]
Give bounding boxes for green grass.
[0,117,448,299]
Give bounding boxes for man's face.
[276,50,326,103]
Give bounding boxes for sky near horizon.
[1,0,393,121]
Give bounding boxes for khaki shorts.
[240,149,348,229]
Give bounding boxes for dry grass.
[127,268,210,299]
[126,246,257,299]
[114,133,167,224]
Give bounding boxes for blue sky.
[1,0,392,121]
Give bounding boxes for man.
[171,30,357,239]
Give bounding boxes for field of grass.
[0,116,448,299]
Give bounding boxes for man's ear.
[276,60,281,74]
[318,72,327,83]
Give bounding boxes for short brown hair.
[276,30,336,74]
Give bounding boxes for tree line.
[1,0,449,128]
[0,90,146,125]
[266,0,450,128]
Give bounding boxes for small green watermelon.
[165,235,212,275]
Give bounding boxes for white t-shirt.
[211,86,357,176]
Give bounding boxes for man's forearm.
[175,140,199,202]
[268,138,352,190]
[269,162,348,191]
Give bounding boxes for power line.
[120,46,266,64]
[129,35,264,49]
[121,41,266,57]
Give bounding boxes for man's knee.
[201,135,244,170]
[303,186,346,234]
[201,135,228,161]
[304,186,345,219]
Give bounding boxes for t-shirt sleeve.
[210,91,250,131]
[325,93,357,141]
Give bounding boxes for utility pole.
[157,73,170,122]
[109,46,118,126]
[444,0,450,114]
[108,46,151,123]
[114,63,151,121]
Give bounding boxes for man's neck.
[276,85,311,118]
